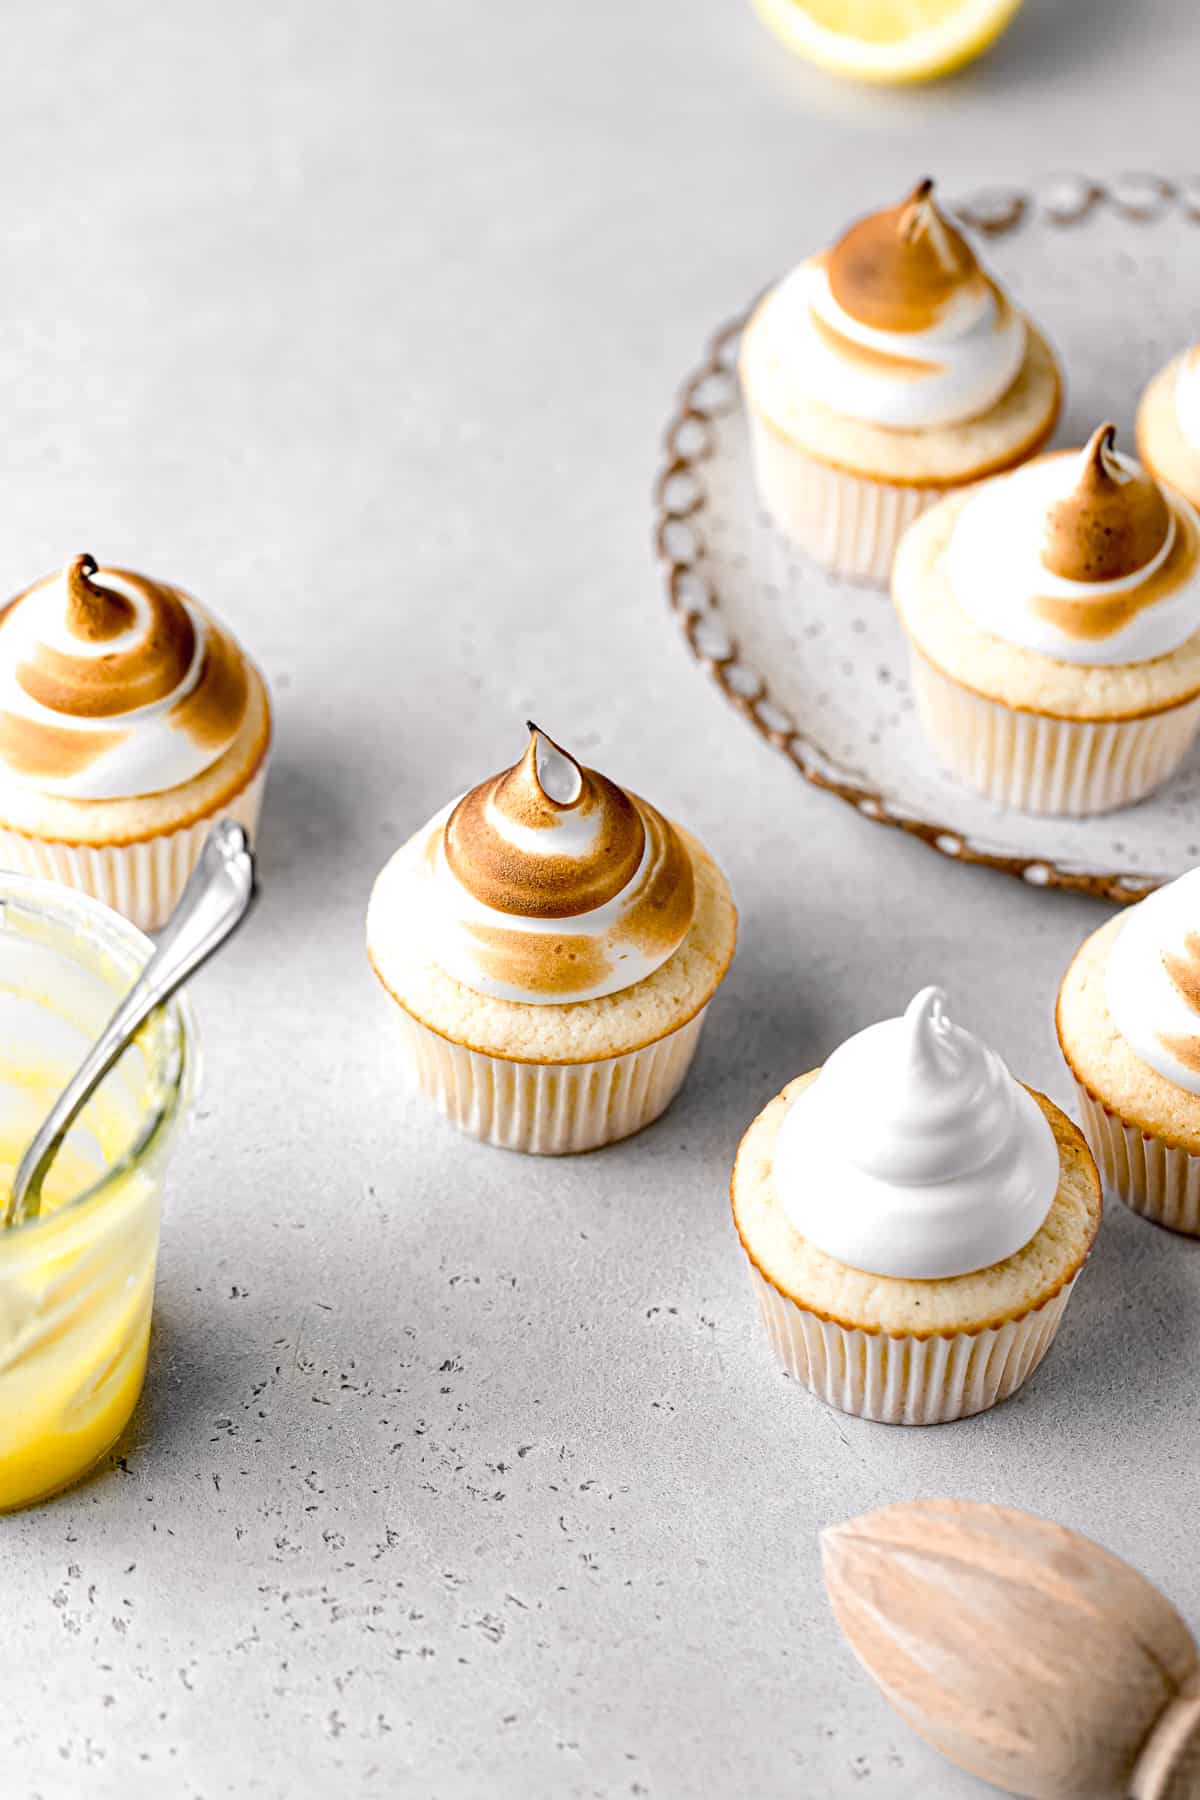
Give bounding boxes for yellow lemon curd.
[0,874,192,1514]
[0,1061,162,1512]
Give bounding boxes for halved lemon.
[752,0,1024,84]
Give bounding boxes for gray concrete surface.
[2,2,1199,1795]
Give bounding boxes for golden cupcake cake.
[730,987,1101,1424]
[367,724,737,1154]
[893,424,1200,814]
[1137,340,1200,511]
[739,179,1061,585]
[1059,867,1200,1234]
[0,555,271,930]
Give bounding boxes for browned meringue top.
[1042,424,1173,583]
[62,554,137,644]
[945,423,1200,664]
[445,729,648,920]
[420,725,697,1004]
[21,556,198,719]
[0,555,252,799]
[827,179,983,335]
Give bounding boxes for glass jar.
[0,873,196,1510]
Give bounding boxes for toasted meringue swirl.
[829,178,982,334]
[1042,424,1172,581]
[1107,866,1200,1095]
[756,180,1026,431]
[945,428,1200,665]
[0,556,250,800]
[772,987,1059,1279]
[418,726,696,1003]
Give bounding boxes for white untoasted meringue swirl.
[945,449,1200,665]
[761,257,1026,431]
[0,561,249,800]
[1107,867,1200,1097]
[416,727,696,1006]
[1176,348,1200,452]
[772,987,1059,1279]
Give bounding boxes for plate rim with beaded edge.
[654,174,1200,905]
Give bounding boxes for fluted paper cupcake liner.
[747,410,940,586]
[909,648,1200,816]
[747,1263,1076,1425]
[386,1004,709,1154]
[0,763,268,934]
[1072,1079,1200,1235]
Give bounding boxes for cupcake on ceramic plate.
[739,178,1061,585]
[0,555,271,931]
[893,424,1200,814]
[367,724,737,1154]
[1137,340,1200,512]
[730,987,1101,1424]
[1058,866,1200,1234]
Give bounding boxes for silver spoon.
[4,820,258,1230]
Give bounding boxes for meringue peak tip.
[1081,421,1120,479]
[904,985,950,1030]
[521,722,584,807]
[1043,425,1171,582]
[901,986,955,1073]
[65,552,102,605]
[62,552,140,644]
[894,179,973,277]
[898,177,939,237]
[524,719,567,757]
[64,551,117,636]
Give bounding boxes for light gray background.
[2,3,1198,1796]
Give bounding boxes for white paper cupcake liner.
[1072,1079,1200,1235]
[747,409,940,586]
[747,1262,1076,1425]
[386,1003,709,1154]
[909,647,1200,816]
[0,763,268,934]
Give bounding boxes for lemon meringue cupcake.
[731,988,1101,1425]
[893,424,1200,814]
[1059,869,1200,1234]
[367,725,737,1154]
[1137,342,1200,512]
[740,179,1061,586]
[0,556,271,931]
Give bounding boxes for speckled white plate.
[655,174,1200,903]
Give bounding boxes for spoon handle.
[5,821,257,1229]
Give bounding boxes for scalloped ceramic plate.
[655,175,1200,902]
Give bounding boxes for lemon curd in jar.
[0,877,194,1511]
